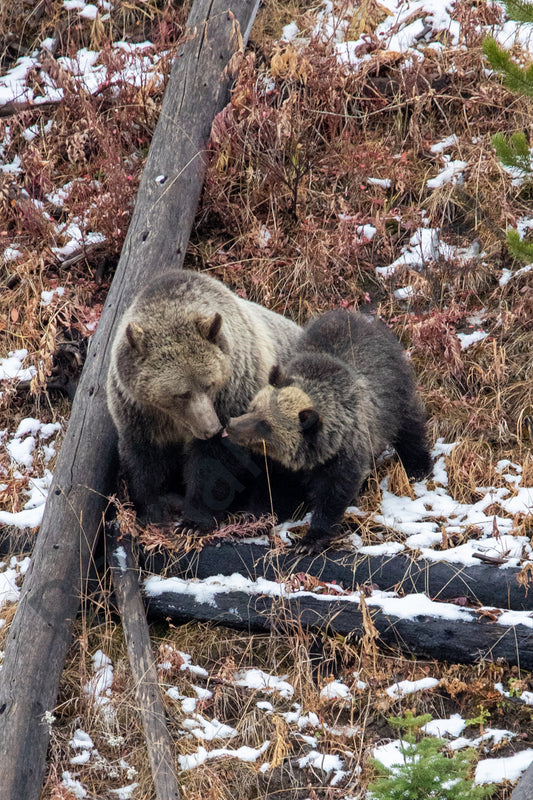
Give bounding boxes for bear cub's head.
[226,365,320,470]
[117,311,232,440]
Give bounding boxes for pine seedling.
[506,228,533,261]
[482,36,533,98]
[497,0,533,25]
[491,131,532,177]
[368,711,496,800]
[483,4,533,266]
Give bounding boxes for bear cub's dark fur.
[227,309,433,553]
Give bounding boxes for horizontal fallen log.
[0,100,58,118]
[144,577,533,670]
[143,541,533,611]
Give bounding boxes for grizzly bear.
[107,270,304,528]
[226,309,433,553]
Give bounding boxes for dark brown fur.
[227,309,433,552]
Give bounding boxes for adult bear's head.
[116,310,232,440]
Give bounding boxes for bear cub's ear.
[298,408,320,431]
[126,322,146,354]
[196,313,222,343]
[269,364,292,386]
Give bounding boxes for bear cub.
[226,309,433,553]
[107,269,303,528]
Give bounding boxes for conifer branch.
[500,0,533,25]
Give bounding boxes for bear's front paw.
[406,455,434,482]
[292,526,336,555]
[137,494,184,527]
[175,506,217,537]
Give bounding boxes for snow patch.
[83,650,114,714]
[475,749,533,785]
[0,350,36,382]
[320,680,352,701]
[422,714,466,738]
[427,158,468,189]
[233,668,294,698]
[178,741,270,771]
[386,677,440,699]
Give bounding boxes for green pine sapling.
[483,1,533,263]
[368,711,495,800]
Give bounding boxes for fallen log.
[510,761,533,800]
[0,3,260,799]
[143,574,533,670]
[106,524,180,800]
[143,541,533,611]
[0,528,36,556]
[0,100,58,118]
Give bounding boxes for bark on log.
[0,4,260,799]
[106,524,180,800]
[143,541,533,611]
[0,100,58,118]
[510,761,533,800]
[144,579,533,669]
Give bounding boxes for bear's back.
[302,310,413,392]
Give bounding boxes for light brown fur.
[106,269,301,523]
[109,308,231,444]
[239,384,315,469]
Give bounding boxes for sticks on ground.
[106,522,180,800]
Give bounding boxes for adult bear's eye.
[175,391,191,401]
[258,420,272,436]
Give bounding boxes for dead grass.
[39,595,532,800]
[0,1,188,389]
[1,0,533,798]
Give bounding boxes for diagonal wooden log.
[510,761,533,800]
[106,523,180,800]
[0,3,260,799]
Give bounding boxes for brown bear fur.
[107,270,303,527]
[226,309,433,552]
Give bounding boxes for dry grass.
[38,596,531,800]
[0,0,188,390]
[1,0,533,798]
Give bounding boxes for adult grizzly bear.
[107,270,303,528]
[226,309,433,553]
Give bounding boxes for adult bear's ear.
[125,322,146,354]
[298,408,320,431]
[197,313,222,343]
[269,364,287,386]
